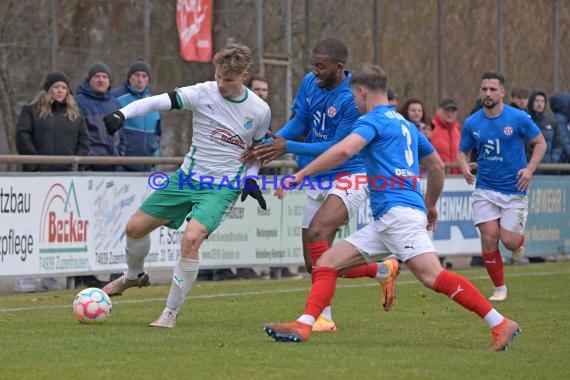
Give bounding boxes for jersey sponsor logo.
[504,125,513,136]
[243,117,254,130]
[473,130,480,138]
[327,105,337,118]
[312,111,331,140]
[313,111,323,128]
[210,126,246,149]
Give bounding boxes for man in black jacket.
[527,90,562,172]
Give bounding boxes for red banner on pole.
[176,0,213,62]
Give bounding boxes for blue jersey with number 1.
[459,105,540,195]
[352,105,435,219]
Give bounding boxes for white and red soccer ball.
[72,287,112,324]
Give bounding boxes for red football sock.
[342,262,379,279]
[304,267,338,319]
[308,240,329,269]
[432,270,493,318]
[482,250,504,287]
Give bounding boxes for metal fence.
[1,155,569,175]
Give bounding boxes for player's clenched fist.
[104,111,125,136]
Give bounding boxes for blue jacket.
[75,80,124,171]
[550,92,570,163]
[113,82,161,172]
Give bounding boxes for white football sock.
[126,235,150,280]
[320,305,332,320]
[375,261,390,281]
[484,309,504,328]
[166,258,199,313]
[494,285,507,292]
[297,315,316,325]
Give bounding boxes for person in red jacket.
[431,98,461,174]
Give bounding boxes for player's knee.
[125,221,145,239]
[481,233,499,249]
[181,229,205,250]
[306,225,332,242]
[501,237,519,251]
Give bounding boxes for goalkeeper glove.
[240,178,267,210]
[104,111,125,136]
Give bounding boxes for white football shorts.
[345,206,436,263]
[301,173,369,229]
[471,188,528,234]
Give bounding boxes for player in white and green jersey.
[101,43,271,328]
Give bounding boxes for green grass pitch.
[1,262,569,379]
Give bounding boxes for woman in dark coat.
[16,71,89,172]
[14,71,89,292]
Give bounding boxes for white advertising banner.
[0,174,494,276]
[0,175,306,277]
[13,174,568,277]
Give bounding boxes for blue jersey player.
[249,39,399,332]
[264,64,521,352]
[457,71,546,301]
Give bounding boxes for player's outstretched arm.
[252,131,287,164]
[104,93,175,136]
[296,133,366,178]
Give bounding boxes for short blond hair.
[213,43,252,75]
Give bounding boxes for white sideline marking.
[0,270,567,313]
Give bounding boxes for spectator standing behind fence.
[510,86,530,111]
[550,92,570,166]
[399,98,432,139]
[111,59,161,172]
[431,98,461,174]
[75,62,124,172]
[74,62,123,288]
[526,90,562,173]
[14,71,89,292]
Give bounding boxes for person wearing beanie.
[75,61,123,287]
[75,61,123,173]
[17,71,89,171]
[87,62,112,83]
[14,71,90,292]
[43,71,71,92]
[110,58,161,172]
[110,59,151,98]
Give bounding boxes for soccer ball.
[72,287,112,324]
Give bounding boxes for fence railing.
[0,155,298,173]
[1,155,569,174]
